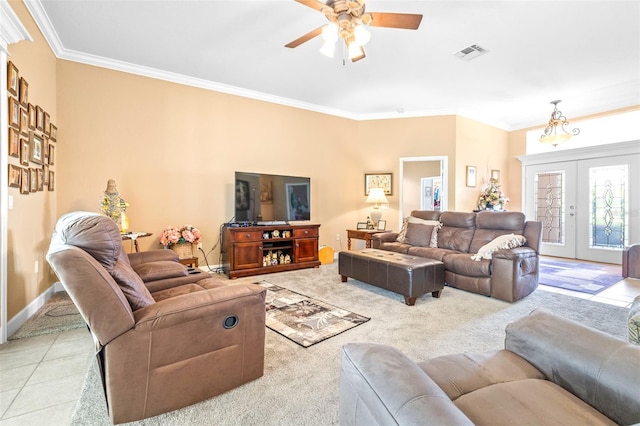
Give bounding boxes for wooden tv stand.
[222,224,321,278]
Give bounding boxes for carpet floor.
[539,257,623,294]
[71,262,629,426]
[9,292,84,340]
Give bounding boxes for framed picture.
[36,105,44,131]
[377,220,387,231]
[20,168,29,194]
[7,61,19,96]
[356,222,368,230]
[466,165,477,188]
[48,143,55,165]
[8,164,21,188]
[43,164,50,185]
[20,139,29,166]
[9,127,20,157]
[19,108,29,136]
[37,168,44,191]
[286,183,310,221]
[19,77,28,106]
[50,124,57,142]
[48,170,55,191]
[44,112,51,136]
[491,169,500,183]
[29,132,44,165]
[28,104,36,130]
[235,179,250,211]
[29,168,37,192]
[364,172,392,196]
[9,97,20,128]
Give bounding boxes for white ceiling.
[25,0,640,130]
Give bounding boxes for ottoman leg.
[432,290,441,298]
[404,296,417,306]
[341,275,348,282]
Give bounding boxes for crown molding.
[0,0,32,53]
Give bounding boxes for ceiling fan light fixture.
[321,23,339,42]
[353,24,371,46]
[320,40,336,57]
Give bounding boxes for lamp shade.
[366,188,388,206]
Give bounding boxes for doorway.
[520,141,639,264]
[399,156,448,226]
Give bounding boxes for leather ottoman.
[339,249,445,305]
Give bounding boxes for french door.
[522,142,639,264]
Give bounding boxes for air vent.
[454,44,489,61]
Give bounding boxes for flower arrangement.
[478,178,510,210]
[159,225,202,248]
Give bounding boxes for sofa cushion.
[444,253,492,277]
[471,234,527,260]
[133,260,188,283]
[397,217,440,247]
[455,379,616,425]
[404,222,435,247]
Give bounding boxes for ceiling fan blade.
[369,12,423,30]
[351,46,366,62]
[294,0,327,12]
[285,26,323,48]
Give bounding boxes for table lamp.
[366,187,389,228]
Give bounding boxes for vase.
[172,242,193,259]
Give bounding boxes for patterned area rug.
[256,280,370,347]
[539,258,623,295]
[9,292,85,340]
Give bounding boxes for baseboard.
[6,282,60,338]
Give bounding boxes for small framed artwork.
[364,172,393,196]
[20,168,29,194]
[377,220,387,231]
[44,112,51,136]
[7,61,19,96]
[9,97,20,128]
[43,164,49,185]
[29,132,44,165]
[356,222,368,230]
[9,128,20,157]
[48,170,55,191]
[466,165,477,188]
[20,139,29,166]
[491,169,500,183]
[19,77,28,106]
[28,104,36,130]
[48,143,55,165]
[8,164,21,188]
[29,168,37,192]
[36,105,44,131]
[37,168,44,191]
[19,108,29,136]
[50,124,57,142]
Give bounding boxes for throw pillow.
[396,218,409,243]
[397,216,441,248]
[471,234,527,261]
[629,296,640,345]
[404,222,435,247]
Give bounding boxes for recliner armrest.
[372,232,399,243]
[622,243,640,278]
[128,249,179,266]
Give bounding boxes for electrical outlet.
[197,242,203,250]
[336,234,340,241]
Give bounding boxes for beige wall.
[6,0,57,320]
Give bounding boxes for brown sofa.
[372,210,542,302]
[340,309,640,425]
[46,212,267,424]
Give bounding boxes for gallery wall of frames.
[6,61,56,194]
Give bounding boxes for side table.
[179,257,199,268]
[121,232,152,253]
[346,229,391,250]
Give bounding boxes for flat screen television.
[234,171,310,225]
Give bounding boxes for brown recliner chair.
[623,243,640,279]
[46,212,266,424]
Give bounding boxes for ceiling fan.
[285,0,423,62]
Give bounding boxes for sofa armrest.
[490,247,539,302]
[133,283,265,331]
[372,232,399,243]
[622,243,640,278]
[128,249,179,266]
[505,309,640,426]
[340,343,474,426]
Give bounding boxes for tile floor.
[1,264,639,426]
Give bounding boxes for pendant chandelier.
[539,100,580,146]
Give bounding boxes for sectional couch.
[372,210,542,302]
